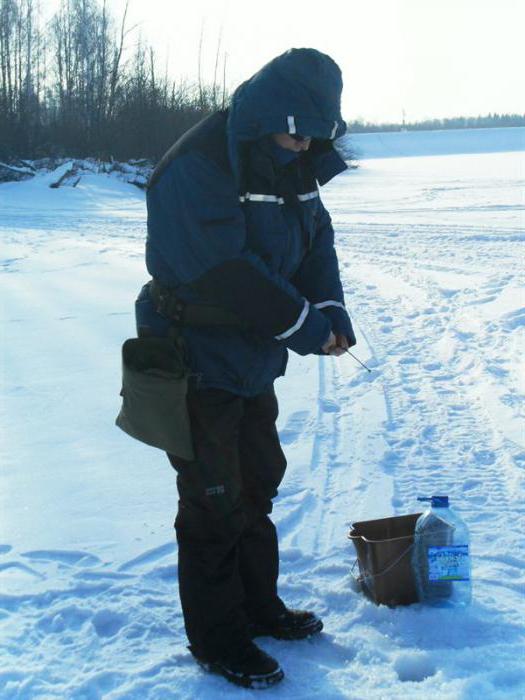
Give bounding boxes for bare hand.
[321,332,347,356]
[335,334,349,351]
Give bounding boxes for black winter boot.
[249,608,323,640]
[190,640,284,689]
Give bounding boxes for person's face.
[272,133,312,152]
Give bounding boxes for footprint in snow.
[423,362,442,371]
[439,288,459,299]
[472,449,496,465]
[319,398,340,413]
[433,372,454,382]
[92,609,127,638]
[512,452,525,467]
[502,308,525,331]
[461,479,482,492]
[37,605,92,634]
[448,403,467,415]
[421,425,438,440]
[380,451,400,473]
[278,410,310,444]
[467,494,488,506]
[500,392,523,409]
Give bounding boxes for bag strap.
[149,279,243,327]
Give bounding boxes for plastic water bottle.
[412,496,471,607]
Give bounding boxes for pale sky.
[50,0,525,123]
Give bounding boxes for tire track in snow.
[277,321,394,564]
[336,242,525,587]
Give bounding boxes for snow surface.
[347,126,525,159]
[1,132,524,699]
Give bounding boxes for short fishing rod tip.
[345,349,372,372]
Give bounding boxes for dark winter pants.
[167,386,287,659]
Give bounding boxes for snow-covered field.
[1,132,524,699]
[349,125,525,159]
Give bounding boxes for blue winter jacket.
[136,48,355,396]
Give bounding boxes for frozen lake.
[1,142,524,698]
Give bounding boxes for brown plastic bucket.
[348,513,422,607]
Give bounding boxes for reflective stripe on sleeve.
[330,121,338,140]
[240,193,285,205]
[297,191,319,202]
[275,299,310,340]
[287,115,297,134]
[314,300,346,310]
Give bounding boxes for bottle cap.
[417,495,449,507]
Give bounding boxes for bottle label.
[427,545,470,581]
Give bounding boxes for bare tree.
[1,0,230,161]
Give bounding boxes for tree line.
[2,0,523,162]
[348,113,525,133]
[0,0,226,161]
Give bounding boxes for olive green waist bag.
[115,336,194,460]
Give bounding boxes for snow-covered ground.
[348,126,525,159]
[1,132,524,699]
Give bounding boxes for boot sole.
[197,659,285,689]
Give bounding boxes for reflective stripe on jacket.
[137,49,354,396]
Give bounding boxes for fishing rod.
[344,348,372,373]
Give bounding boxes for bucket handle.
[351,543,414,585]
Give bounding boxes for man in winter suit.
[136,48,356,688]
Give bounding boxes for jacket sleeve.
[291,199,356,345]
[146,152,331,355]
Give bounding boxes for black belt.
[149,279,243,327]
